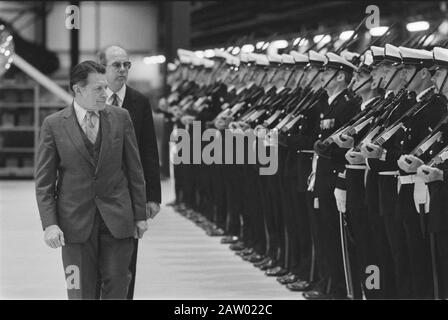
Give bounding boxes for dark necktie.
[111,93,119,107]
[83,111,99,144]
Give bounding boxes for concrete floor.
[0,179,303,300]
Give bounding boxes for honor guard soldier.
[305,52,361,299]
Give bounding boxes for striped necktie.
[111,93,120,107]
[84,111,99,144]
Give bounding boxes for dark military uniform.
[312,89,361,298]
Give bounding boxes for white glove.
[334,188,347,213]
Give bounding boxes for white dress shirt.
[73,100,100,136]
[106,85,127,107]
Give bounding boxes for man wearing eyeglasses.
[97,45,161,299]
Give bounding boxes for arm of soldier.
[122,110,147,222]
[35,118,64,248]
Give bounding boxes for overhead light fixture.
[438,20,448,35]
[256,41,265,49]
[313,34,331,44]
[204,49,215,58]
[423,34,435,46]
[231,47,241,55]
[194,51,205,58]
[339,30,354,41]
[406,21,430,32]
[369,26,389,37]
[241,44,255,53]
[143,55,166,64]
[271,40,288,49]
[298,38,309,46]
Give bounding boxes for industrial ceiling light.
[0,24,15,77]
[194,50,205,58]
[339,30,354,41]
[271,40,288,49]
[406,21,430,32]
[204,49,215,58]
[298,38,309,46]
[231,47,241,55]
[438,20,448,35]
[369,26,389,36]
[241,44,255,53]
[143,55,166,65]
[313,34,331,44]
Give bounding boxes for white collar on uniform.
[328,89,344,106]
[106,84,127,106]
[361,96,379,111]
[73,100,99,125]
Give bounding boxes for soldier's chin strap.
[352,76,372,93]
[404,67,421,90]
[306,67,324,88]
[322,69,340,89]
[383,68,399,90]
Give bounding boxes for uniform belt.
[378,171,399,176]
[396,174,430,214]
[298,150,314,154]
[345,164,366,170]
[398,174,417,184]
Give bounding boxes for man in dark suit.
[98,45,161,299]
[35,61,148,299]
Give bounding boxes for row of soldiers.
[158,36,448,299]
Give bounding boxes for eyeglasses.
[106,61,132,70]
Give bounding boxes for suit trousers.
[62,212,134,299]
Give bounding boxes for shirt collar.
[328,89,344,106]
[73,100,99,124]
[361,96,379,111]
[106,84,127,105]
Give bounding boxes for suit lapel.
[63,104,96,168]
[95,107,112,175]
[122,85,136,113]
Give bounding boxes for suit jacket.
[35,104,147,243]
[122,86,161,203]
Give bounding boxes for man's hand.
[134,220,148,239]
[361,143,384,159]
[44,225,65,249]
[397,155,424,173]
[334,134,354,149]
[146,202,161,219]
[345,148,365,165]
[417,165,444,183]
